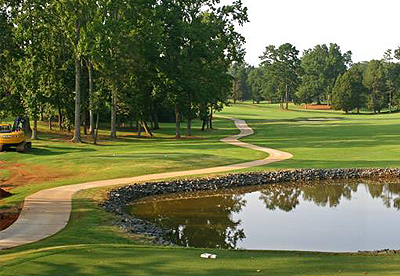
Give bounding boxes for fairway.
[1,103,400,275]
[220,103,400,169]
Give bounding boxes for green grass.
[2,188,400,276]
[2,102,400,275]
[219,102,400,170]
[0,118,265,208]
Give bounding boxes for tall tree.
[259,43,301,109]
[363,60,387,113]
[332,64,367,113]
[158,0,248,138]
[297,43,352,105]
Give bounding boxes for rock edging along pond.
[102,168,400,245]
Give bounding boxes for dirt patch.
[0,210,19,230]
[0,161,68,190]
[0,187,12,198]
[302,104,332,110]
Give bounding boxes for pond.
[127,181,400,252]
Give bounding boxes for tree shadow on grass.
[26,146,96,156]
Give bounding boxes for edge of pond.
[102,168,400,250]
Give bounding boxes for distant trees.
[297,43,352,106]
[238,42,400,114]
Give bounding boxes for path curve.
[0,118,292,250]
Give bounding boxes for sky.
[221,0,400,66]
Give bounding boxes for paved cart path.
[0,118,292,250]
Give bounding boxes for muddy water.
[128,181,400,252]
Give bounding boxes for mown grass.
[2,102,400,275]
[2,188,400,276]
[219,102,400,170]
[0,118,265,208]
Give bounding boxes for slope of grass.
[1,188,400,276]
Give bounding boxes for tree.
[332,64,367,113]
[157,0,248,138]
[229,62,252,102]
[247,67,264,103]
[259,43,301,110]
[53,1,94,142]
[363,60,387,113]
[297,43,352,105]
[0,6,23,119]
[383,49,396,113]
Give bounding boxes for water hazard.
[127,181,400,252]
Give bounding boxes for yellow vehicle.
[0,117,31,153]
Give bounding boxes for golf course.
[1,103,400,275]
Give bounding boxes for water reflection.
[128,181,400,251]
[130,191,247,248]
[260,181,400,212]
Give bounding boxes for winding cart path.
[0,118,292,250]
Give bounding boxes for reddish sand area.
[0,188,19,231]
[0,209,19,231]
[0,161,68,230]
[302,104,332,110]
[0,161,66,190]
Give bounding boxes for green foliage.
[229,62,253,102]
[297,43,352,104]
[259,43,301,109]
[0,0,249,139]
[332,64,367,113]
[247,67,265,103]
[363,60,387,113]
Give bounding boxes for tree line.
[0,0,248,142]
[231,43,400,114]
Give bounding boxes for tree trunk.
[88,60,94,134]
[58,106,63,130]
[40,108,44,121]
[137,121,141,137]
[82,93,87,135]
[25,117,31,132]
[187,118,192,137]
[72,18,82,143]
[209,105,213,129]
[150,100,160,130]
[31,119,38,140]
[110,88,117,138]
[49,116,52,130]
[285,84,289,110]
[201,119,206,131]
[175,102,181,138]
[153,109,159,130]
[143,121,153,137]
[94,112,100,145]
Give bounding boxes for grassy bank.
[1,188,400,276]
[2,102,400,275]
